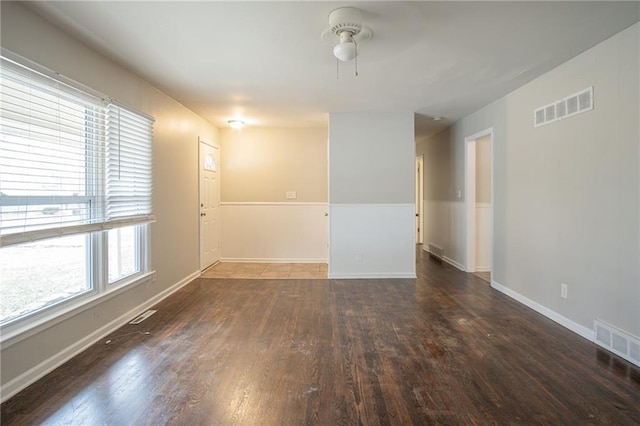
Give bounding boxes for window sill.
[0,271,156,349]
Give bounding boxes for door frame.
[415,155,424,245]
[464,127,493,274]
[198,137,220,270]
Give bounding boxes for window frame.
[0,49,154,345]
[107,224,147,286]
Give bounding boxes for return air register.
[594,319,640,368]
[427,243,443,259]
[534,86,593,127]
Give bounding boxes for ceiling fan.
[321,7,372,76]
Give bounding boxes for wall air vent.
[555,100,566,119]
[534,86,593,127]
[594,319,640,367]
[427,243,443,259]
[534,109,545,126]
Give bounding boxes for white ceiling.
[25,1,640,138]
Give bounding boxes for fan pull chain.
[336,57,339,80]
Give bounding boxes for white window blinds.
[106,103,154,226]
[0,53,154,248]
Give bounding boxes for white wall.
[0,2,219,396]
[424,22,640,340]
[329,204,415,278]
[219,127,328,262]
[329,112,416,278]
[221,203,327,262]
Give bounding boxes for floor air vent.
[534,87,593,127]
[594,320,640,367]
[129,310,157,325]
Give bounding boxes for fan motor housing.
[329,7,363,36]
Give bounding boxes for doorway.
[465,129,493,276]
[199,138,220,270]
[415,155,424,245]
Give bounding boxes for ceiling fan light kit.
[333,31,357,62]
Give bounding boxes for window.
[0,51,154,330]
[108,225,139,284]
[0,234,89,323]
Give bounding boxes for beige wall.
[475,135,491,203]
[1,2,219,392]
[494,22,639,335]
[330,112,415,204]
[220,127,327,202]
[425,22,639,339]
[416,127,454,203]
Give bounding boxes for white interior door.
[199,140,220,270]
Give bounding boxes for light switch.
[457,189,462,198]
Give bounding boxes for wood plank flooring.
[2,251,639,425]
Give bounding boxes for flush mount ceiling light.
[321,7,372,76]
[227,120,244,130]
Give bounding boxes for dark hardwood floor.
[2,251,639,425]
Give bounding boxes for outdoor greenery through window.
[0,51,154,327]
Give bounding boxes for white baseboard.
[443,256,465,271]
[220,257,327,264]
[0,270,200,403]
[491,280,594,341]
[328,272,416,279]
[475,266,490,272]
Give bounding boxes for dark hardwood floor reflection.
[3,252,639,425]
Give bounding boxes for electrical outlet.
[560,283,568,299]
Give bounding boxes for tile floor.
[201,262,328,279]
[473,271,491,283]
